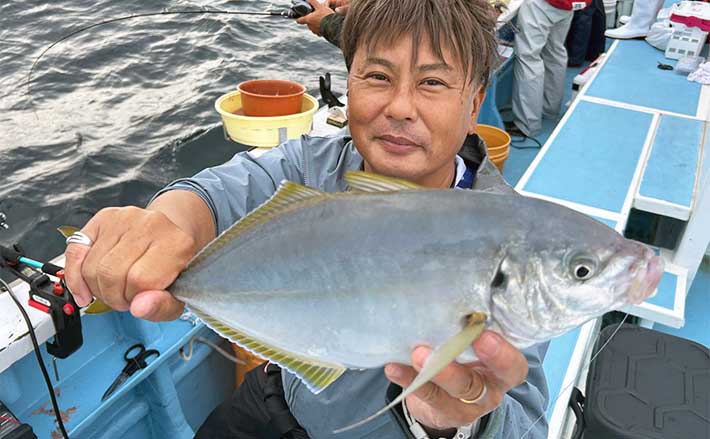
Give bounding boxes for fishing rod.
[26,1,319,112]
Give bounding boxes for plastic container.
[665,26,708,60]
[477,124,511,153]
[675,55,705,74]
[216,91,318,148]
[477,124,511,172]
[237,80,306,117]
[231,345,265,387]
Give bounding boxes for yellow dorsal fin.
[344,171,424,192]
[190,306,346,394]
[188,181,327,269]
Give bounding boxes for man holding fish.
[63,0,662,438]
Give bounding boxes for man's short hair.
[341,0,499,89]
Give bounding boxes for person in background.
[604,0,665,39]
[508,0,591,138]
[295,0,349,48]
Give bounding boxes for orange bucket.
[476,124,511,172]
[477,124,511,154]
[231,344,266,387]
[237,79,306,117]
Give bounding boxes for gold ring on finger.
[459,382,487,405]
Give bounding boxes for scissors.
[101,343,160,402]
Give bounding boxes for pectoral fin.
[333,312,488,434]
[191,306,346,394]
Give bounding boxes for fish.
[60,171,664,432]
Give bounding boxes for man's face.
[347,34,485,188]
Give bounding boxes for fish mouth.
[628,252,664,305]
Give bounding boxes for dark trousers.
[565,0,607,66]
[195,363,308,439]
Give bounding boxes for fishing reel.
[0,212,8,230]
[289,0,316,18]
[287,0,338,18]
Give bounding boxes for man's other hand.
[63,206,198,322]
[385,331,529,432]
[296,0,336,36]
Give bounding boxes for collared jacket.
[156,134,549,438]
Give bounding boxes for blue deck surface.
[639,116,704,207]
[644,271,678,310]
[501,32,709,427]
[585,40,702,116]
[592,216,617,229]
[542,327,582,419]
[522,100,653,213]
[655,260,710,347]
[0,313,234,439]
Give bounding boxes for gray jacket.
[156,134,549,439]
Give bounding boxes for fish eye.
[570,258,596,281]
[491,269,507,288]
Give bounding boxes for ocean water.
[0,0,347,266]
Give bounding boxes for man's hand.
[296,0,336,36]
[385,331,529,431]
[63,206,199,322]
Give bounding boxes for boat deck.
[500,30,709,436]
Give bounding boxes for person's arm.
[319,13,345,48]
[295,0,346,48]
[153,141,305,235]
[63,141,305,322]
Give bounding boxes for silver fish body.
[171,186,661,368]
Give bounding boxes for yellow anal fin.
[188,181,328,270]
[84,298,114,314]
[344,171,425,193]
[57,226,115,314]
[333,312,488,434]
[57,225,80,238]
[190,306,346,394]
